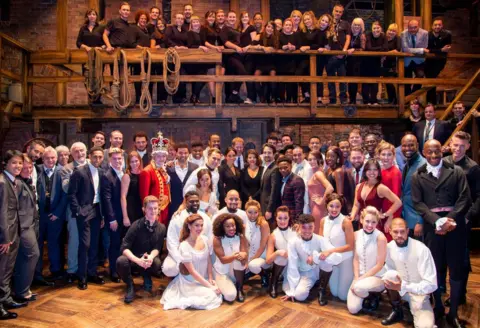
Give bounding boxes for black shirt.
[279,32,301,49]
[384,36,401,69]
[182,19,191,32]
[329,19,350,51]
[201,26,218,46]
[147,21,158,35]
[165,25,188,47]
[365,32,388,63]
[133,25,151,47]
[76,24,105,48]
[106,18,136,48]
[187,30,205,48]
[349,32,365,50]
[219,26,240,46]
[299,28,321,49]
[120,217,166,258]
[428,30,452,54]
[151,29,166,48]
[239,25,256,47]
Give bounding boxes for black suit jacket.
[18,180,37,230]
[218,162,241,208]
[0,173,20,244]
[140,152,150,168]
[167,162,198,219]
[260,163,281,214]
[37,164,67,219]
[100,167,123,224]
[413,119,452,151]
[68,164,103,221]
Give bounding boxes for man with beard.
[203,134,222,160]
[338,140,352,169]
[182,4,193,31]
[259,144,280,227]
[133,131,149,165]
[381,218,437,327]
[162,191,212,277]
[26,140,45,200]
[443,132,480,308]
[349,146,365,187]
[277,156,305,223]
[183,148,222,197]
[213,190,248,226]
[167,143,198,222]
[400,134,426,239]
[364,134,379,160]
[411,139,471,328]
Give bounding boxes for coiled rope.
[85,49,101,101]
[163,47,181,95]
[110,49,131,113]
[139,49,153,114]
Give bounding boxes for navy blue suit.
[100,167,123,277]
[167,162,198,221]
[68,164,103,279]
[35,165,67,277]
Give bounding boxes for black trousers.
[326,56,347,102]
[0,223,19,304]
[346,57,363,103]
[116,254,162,282]
[226,53,249,94]
[183,64,208,98]
[108,221,124,277]
[277,59,297,103]
[425,59,446,104]
[404,61,425,96]
[362,58,381,104]
[76,205,102,279]
[382,67,398,104]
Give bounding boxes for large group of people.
[1,111,479,328]
[77,2,453,105]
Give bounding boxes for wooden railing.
[23,48,480,119]
[440,68,480,121]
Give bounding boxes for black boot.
[446,280,466,328]
[124,279,135,304]
[381,289,404,326]
[364,292,380,312]
[317,270,333,306]
[234,270,245,303]
[260,269,270,288]
[269,264,285,298]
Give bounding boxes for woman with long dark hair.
[121,151,144,229]
[132,10,151,104]
[76,9,105,51]
[218,147,241,208]
[240,149,263,204]
[325,146,354,214]
[160,214,222,310]
[201,11,222,102]
[150,18,168,104]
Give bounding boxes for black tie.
[411,34,416,48]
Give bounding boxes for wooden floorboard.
[2,251,480,328]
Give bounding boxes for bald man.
[401,20,429,95]
[381,218,437,327]
[411,139,471,327]
[212,190,248,226]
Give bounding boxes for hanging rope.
[139,49,153,114]
[109,49,131,113]
[85,49,102,101]
[163,47,181,95]
[352,0,378,22]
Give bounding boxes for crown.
[150,131,169,155]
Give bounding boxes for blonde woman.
[296,11,318,102]
[346,17,366,104]
[290,10,302,32]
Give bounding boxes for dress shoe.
[434,307,445,322]
[110,275,121,283]
[444,296,467,307]
[14,294,37,303]
[33,277,55,287]
[87,275,105,285]
[65,273,78,284]
[4,300,27,309]
[0,306,17,320]
[77,279,88,290]
[446,315,466,328]
[124,280,135,304]
[47,271,65,281]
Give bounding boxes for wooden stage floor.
[3,251,480,328]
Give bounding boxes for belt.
[430,206,454,213]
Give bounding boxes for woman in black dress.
[363,21,388,105]
[186,16,210,104]
[121,151,144,230]
[382,23,401,105]
[202,11,222,102]
[132,10,151,104]
[240,149,264,205]
[346,18,366,104]
[237,11,257,104]
[278,18,300,103]
[165,13,188,103]
[218,147,241,208]
[150,18,168,104]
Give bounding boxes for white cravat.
[426,159,442,179]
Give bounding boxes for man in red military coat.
[139,132,171,225]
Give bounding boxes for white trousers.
[403,293,435,328]
[248,258,271,274]
[347,276,385,314]
[162,255,179,277]
[215,273,237,302]
[329,259,354,301]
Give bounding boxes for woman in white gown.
[266,206,297,298]
[347,206,387,314]
[244,199,271,287]
[160,214,222,310]
[318,193,355,305]
[184,169,218,217]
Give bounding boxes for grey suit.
[0,173,20,304]
[13,182,40,298]
[401,28,429,95]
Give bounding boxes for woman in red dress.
[377,141,402,220]
[139,132,171,225]
[349,159,402,241]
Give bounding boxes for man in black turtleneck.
[443,131,480,309]
[182,4,193,31]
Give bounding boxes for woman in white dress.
[184,169,218,217]
[318,193,355,305]
[266,206,296,298]
[347,206,387,314]
[160,214,222,310]
[244,199,271,287]
[213,213,248,302]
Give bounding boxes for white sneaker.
[244,98,253,104]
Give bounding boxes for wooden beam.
[261,0,270,23]
[22,52,30,113]
[395,0,404,114]
[472,118,479,163]
[422,0,432,30]
[440,68,480,120]
[0,32,32,52]
[230,0,239,17]
[56,0,68,106]
[0,69,23,82]
[443,97,480,147]
[309,54,317,116]
[88,0,99,13]
[215,64,223,116]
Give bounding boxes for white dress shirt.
[88,162,100,204]
[174,161,189,182]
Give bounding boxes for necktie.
[425,121,433,143]
[46,168,53,177]
[355,171,360,185]
[236,157,241,168]
[295,164,302,175]
[411,34,416,48]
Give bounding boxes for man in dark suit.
[277,155,305,223]
[133,131,150,166]
[34,146,67,284]
[13,154,40,303]
[100,148,125,283]
[260,144,280,229]
[413,103,451,152]
[0,150,27,320]
[101,130,128,170]
[167,143,198,221]
[411,139,471,328]
[68,146,106,290]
